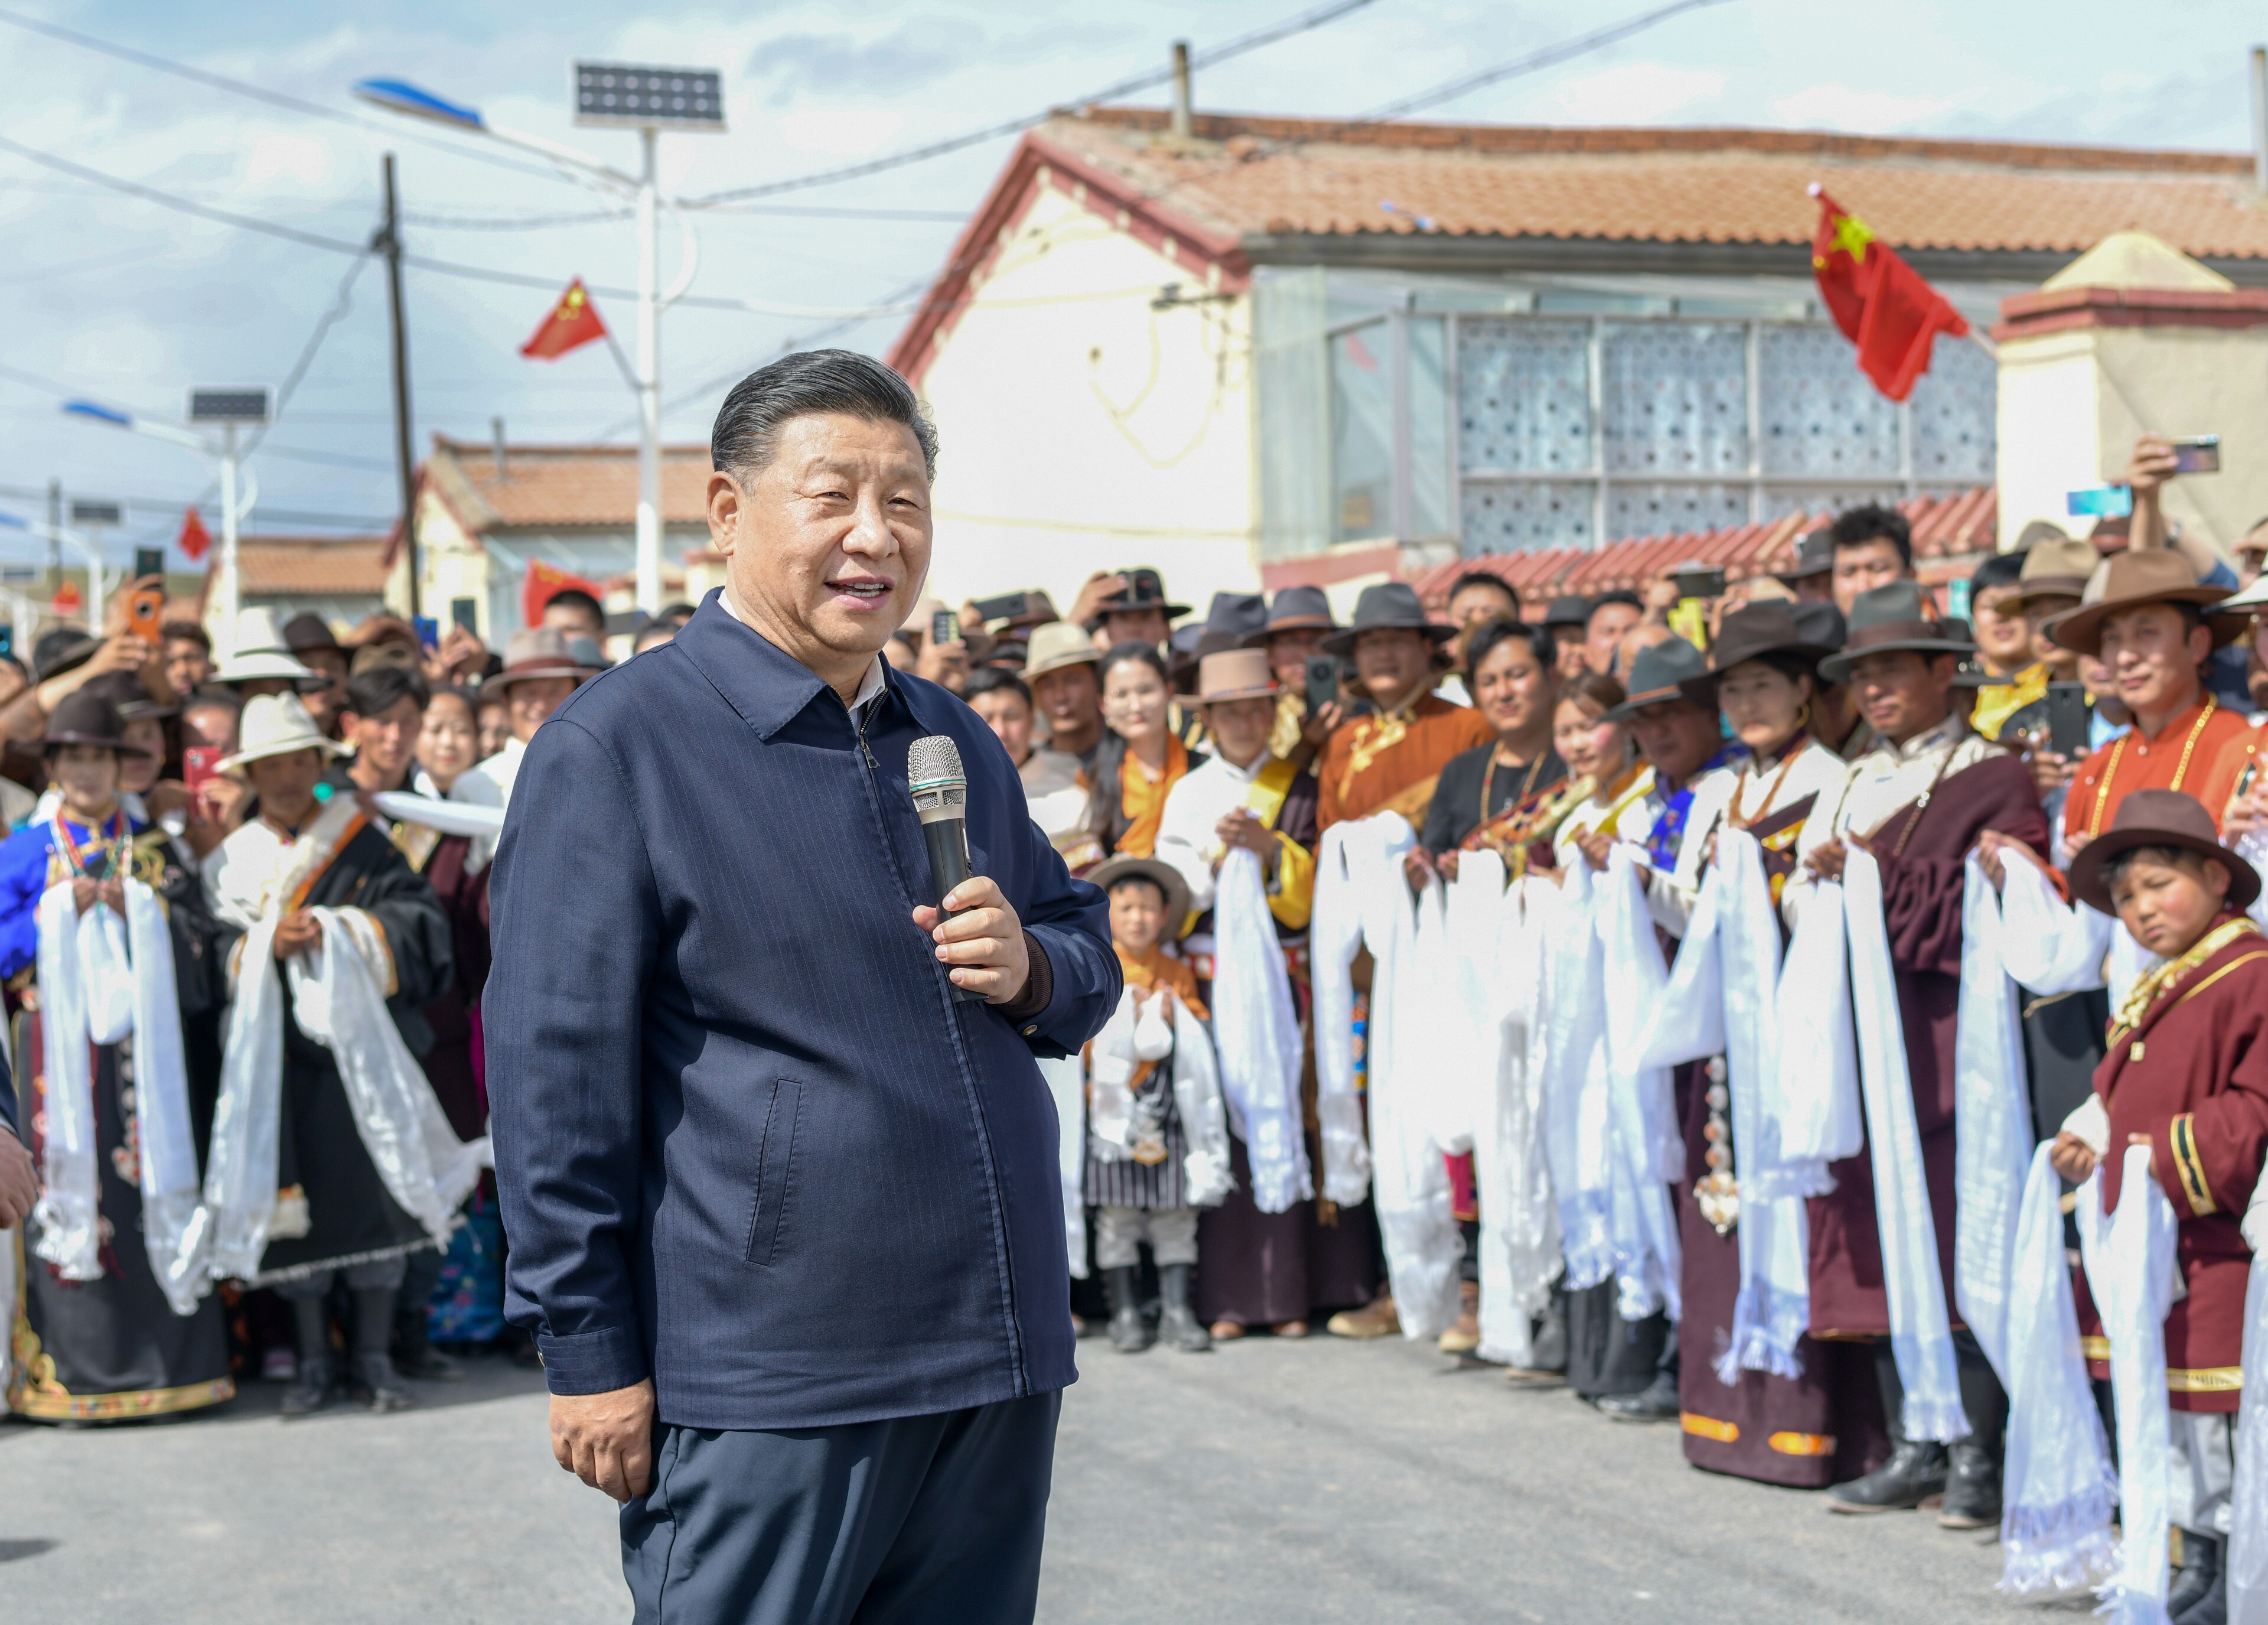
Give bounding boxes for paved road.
[0,1333,2084,1624]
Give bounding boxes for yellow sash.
[1242,754,1301,830]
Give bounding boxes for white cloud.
[1538,63,1728,123]
[771,106,908,157]
[1769,83,1966,132]
[245,132,335,190]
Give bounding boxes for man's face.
[509,676,578,744]
[1584,603,1640,674]
[118,715,164,795]
[1263,627,1327,691]
[1031,663,1100,737]
[1103,608,1169,650]
[478,701,511,760]
[542,600,605,641]
[51,743,119,814]
[1792,572,1835,604]
[1351,628,1431,705]
[243,747,325,822]
[2023,594,2083,675]
[2096,603,2210,722]
[1849,649,1954,744]
[1549,625,1589,679]
[1625,699,1719,784]
[298,649,348,732]
[1970,584,2033,670]
[2111,854,2229,959]
[969,688,1033,764]
[1202,695,1276,766]
[164,637,211,695]
[1472,634,1553,740]
[915,637,969,695]
[1832,539,1908,615]
[347,694,424,780]
[708,411,933,673]
[1448,584,1517,661]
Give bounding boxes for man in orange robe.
[1315,583,1493,834]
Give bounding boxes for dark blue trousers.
[622,1392,1061,1624]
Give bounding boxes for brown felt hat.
[1088,854,1191,930]
[2044,549,2246,656]
[1195,649,1278,703]
[1999,535,2098,611]
[1817,582,1974,683]
[2067,788,2260,914]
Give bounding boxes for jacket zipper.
[850,697,1029,1389]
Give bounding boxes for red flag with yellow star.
[520,278,608,361]
[1810,185,1969,402]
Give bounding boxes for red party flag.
[519,278,608,362]
[522,558,609,630]
[1809,185,1970,403]
[177,505,211,562]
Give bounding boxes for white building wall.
[912,183,1260,620]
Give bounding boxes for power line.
[684,0,1383,207]
[243,250,374,460]
[403,201,971,230]
[1363,0,1736,119]
[0,4,579,188]
[0,482,388,529]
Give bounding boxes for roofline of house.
[1060,105,2254,178]
[428,433,711,457]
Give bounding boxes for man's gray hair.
[710,349,937,483]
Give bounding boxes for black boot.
[1595,1370,1679,1422]
[1156,1264,1210,1353]
[1940,1336,2006,1528]
[1104,1266,1152,1353]
[393,1300,465,1382]
[353,1288,418,1413]
[279,1297,335,1419]
[1827,1342,1947,1512]
[2171,1530,2224,1623]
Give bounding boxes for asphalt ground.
[0,1330,2090,1624]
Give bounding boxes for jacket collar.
[673,589,955,744]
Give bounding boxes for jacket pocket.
[742,1079,803,1268]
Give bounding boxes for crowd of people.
[4,420,2267,1619]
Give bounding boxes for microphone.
[908,734,985,1004]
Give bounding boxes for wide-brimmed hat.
[32,628,100,683]
[1541,594,1593,630]
[1194,649,1278,704]
[1319,582,1456,658]
[2217,569,2268,614]
[1086,567,1190,628]
[1777,527,1834,584]
[1818,582,1975,682]
[43,691,154,758]
[216,692,348,776]
[1240,585,1338,647]
[1023,620,1102,681]
[481,627,586,694]
[1604,636,1712,719]
[1791,601,1847,665]
[2044,549,2245,656]
[350,640,422,677]
[2068,789,2261,914]
[1192,592,1267,664]
[1705,602,1837,680]
[1089,852,1191,929]
[282,612,344,657]
[1997,534,2099,613]
[212,607,327,690]
[80,670,178,721]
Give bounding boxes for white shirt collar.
[721,586,885,724]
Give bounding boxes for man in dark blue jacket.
[487,350,1119,1624]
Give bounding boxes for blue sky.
[2,0,2264,562]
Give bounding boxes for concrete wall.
[2000,323,2268,555]
[913,183,1259,620]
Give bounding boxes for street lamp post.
[354,66,724,617]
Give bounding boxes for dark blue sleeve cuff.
[537,1323,649,1395]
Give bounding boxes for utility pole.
[634,125,662,616]
[376,152,421,617]
[45,477,59,604]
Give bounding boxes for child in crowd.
[1084,855,1230,1355]
[2053,790,2268,1625]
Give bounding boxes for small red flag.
[51,580,82,617]
[1809,186,1970,403]
[522,558,609,630]
[520,278,608,362]
[177,506,211,562]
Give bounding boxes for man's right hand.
[0,1127,37,1227]
[1064,570,1129,631]
[550,1379,656,1502]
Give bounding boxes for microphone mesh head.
[908,733,965,788]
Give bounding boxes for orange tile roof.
[426,436,713,532]
[1041,110,2268,257]
[1410,486,1997,608]
[220,535,393,597]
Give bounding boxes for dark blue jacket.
[487,595,1117,1429]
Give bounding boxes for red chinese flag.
[177,505,211,562]
[519,278,608,361]
[523,558,609,630]
[1809,185,1970,403]
[51,580,82,617]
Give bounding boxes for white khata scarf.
[1999,1141,2119,1597]
[1711,829,1810,1382]
[2230,1242,2268,1625]
[1207,845,1311,1213]
[1309,820,1375,1206]
[1952,854,2038,1385]
[1596,843,1682,1323]
[31,825,206,1315]
[203,802,488,1282]
[1842,847,1969,1442]
[1771,877,1863,1185]
[1086,981,1231,1207]
[1543,851,1615,1296]
[2075,1146,2181,1625]
[1036,1054,1087,1279]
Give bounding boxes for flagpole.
[217,423,240,661]
[378,153,421,619]
[635,124,663,617]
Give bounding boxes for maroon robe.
[2077,918,2268,1412]
[1806,752,2050,1338]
